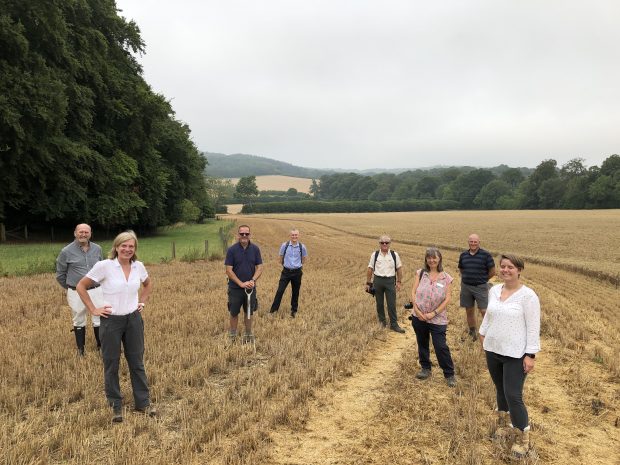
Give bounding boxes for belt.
[283,267,302,272]
[68,284,100,291]
[373,274,395,278]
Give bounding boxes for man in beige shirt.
[366,235,405,333]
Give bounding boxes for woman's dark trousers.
[485,350,528,430]
[412,318,455,377]
[100,312,150,410]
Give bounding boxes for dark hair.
[424,247,443,272]
[500,254,525,271]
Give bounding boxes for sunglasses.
[379,241,390,245]
[239,232,250,236]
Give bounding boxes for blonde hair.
[109,230,139,261]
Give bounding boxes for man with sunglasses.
[225,225,263,342]
[366,235,405,333]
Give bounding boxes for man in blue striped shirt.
[458,233,495,341]
[269,228,307,318]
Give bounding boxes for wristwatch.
[525,353,536,359]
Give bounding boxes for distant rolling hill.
[203,152,330,178]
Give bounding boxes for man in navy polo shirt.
[225,224,263,342]
[269,228,308,318]
[458,233,495,341]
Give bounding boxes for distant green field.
[0,221,236,277]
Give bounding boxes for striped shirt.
[458,248,495,286]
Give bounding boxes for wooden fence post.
[24,225,28,240]
[205,240,209,257]
[171,242,176,259]
[0,223,5,242]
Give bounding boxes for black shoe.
[290,311,296,318]
[112,408,123,423]
[73,326,86,356]
[416,368,431,380]
[390,325,406,334]
[269,308,278,314]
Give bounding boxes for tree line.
[1,0,211,234]
[309,156,620,210]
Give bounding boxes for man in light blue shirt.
[269,228,307,318]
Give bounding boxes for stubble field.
[1,210,618,464]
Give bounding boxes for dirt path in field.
[268,328,412,465]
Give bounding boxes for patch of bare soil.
[268,328,412,464]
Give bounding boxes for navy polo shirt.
[458,248,495,286]
[225,241,263,289]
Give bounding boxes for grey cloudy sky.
[116,0,619,170]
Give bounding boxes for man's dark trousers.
[100,311,150,410]
[374,275,397,326]
[270,268,303,314]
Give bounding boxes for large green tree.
[235,175,259,205]
[0,0,209,230]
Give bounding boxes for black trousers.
[100,312,150,410]
[485,350,528,430]
[270,268,303,313]
[411,318,455,377]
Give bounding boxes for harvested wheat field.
[1,211,619,464]
[228,175,313,193]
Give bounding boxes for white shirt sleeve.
[368,252,376,269]
[86,260,107,283]
[137,261,149,283]
[523,290,541,354]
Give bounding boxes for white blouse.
[479,284,541,358]
[86,258,148,315]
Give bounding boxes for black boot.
[73,326,86,356]
[93,326,101,351]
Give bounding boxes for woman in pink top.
[409,247,456,387]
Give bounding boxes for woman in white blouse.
[479,254,540,458]
[77,231,154,423]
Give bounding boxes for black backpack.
[373,249,398,280]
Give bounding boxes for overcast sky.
[116,0,619,170]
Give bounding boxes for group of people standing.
[55,223,307,422]
[55,223,539,458]
[366,233,540,458]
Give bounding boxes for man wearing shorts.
[225,224,263,342]
[458,233,495,341]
